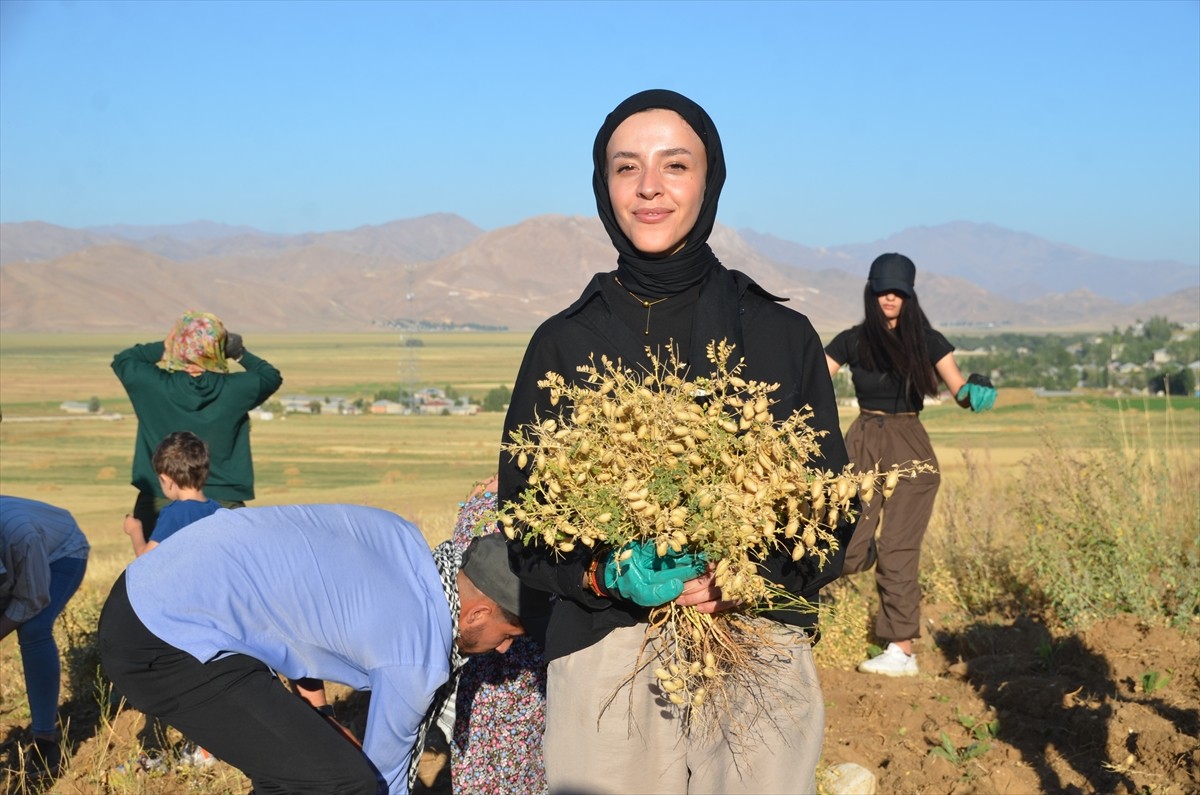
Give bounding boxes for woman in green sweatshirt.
[112,311,282,537]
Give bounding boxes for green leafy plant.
[956,708,999,742]
[929,730,991,766]
[1140,670,1172,695]
[1035,640,1058,668]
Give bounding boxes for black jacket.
[499,265,851,661]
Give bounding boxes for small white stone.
[822,762,877,795]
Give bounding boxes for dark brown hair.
[857,285,939,402]
[152,431,210,490]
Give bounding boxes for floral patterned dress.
[449,483,548,795]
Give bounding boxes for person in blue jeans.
[0,496,91,776]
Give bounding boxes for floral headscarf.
[157,311,229,373]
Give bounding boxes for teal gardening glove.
[603,540,707,607]
[956,373,997,412]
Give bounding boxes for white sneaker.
[177,743,216,768]
[857,642,918,677]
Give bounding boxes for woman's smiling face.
[605,108,706,257]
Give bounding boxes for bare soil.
[2,611,1195,794]
[415,607,1200,795]
[819,606,1199,795]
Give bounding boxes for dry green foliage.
[922,447,1027,618]
[923,407,1199,634]
[498,341,931,723]
[1020,416,1200,628]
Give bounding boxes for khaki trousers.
[545,622,823,795]
[842,412,941,642]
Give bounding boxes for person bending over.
[98,504,531,795]
[0,496,90,778]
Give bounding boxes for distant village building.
[1112,362,1143,376]
[265,391,482,417]
[415,387,446,402]
[416,395,479,416]
[371,399,406,415]
[417,398,454,415]
[280,395,359,415]
[407,387,481,415]
[59,401,92,414]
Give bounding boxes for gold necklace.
[614,276,669,336]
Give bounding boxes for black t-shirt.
[825,325,954,414]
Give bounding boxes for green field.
[2,331,1197,567]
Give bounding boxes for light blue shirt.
[125,504,452,794]
[1,496,90,623]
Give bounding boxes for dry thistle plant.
[498,340,931,727]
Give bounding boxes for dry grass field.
[2,332,1197,794]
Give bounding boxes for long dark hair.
[857,285,939,402]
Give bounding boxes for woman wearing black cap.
[498,90,851,794]
[825,253,996,677]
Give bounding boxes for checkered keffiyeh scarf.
[407,539,466,790]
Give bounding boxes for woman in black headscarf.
[498,89,850,794]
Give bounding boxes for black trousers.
[98,573,385,795]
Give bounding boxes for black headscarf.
[592,89,726,299]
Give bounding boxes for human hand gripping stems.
[956,373,997,412]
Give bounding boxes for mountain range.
[1,215,1195,335]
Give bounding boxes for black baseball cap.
[868,253,917,297]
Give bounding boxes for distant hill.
[739,221,1199,304]
[0,216,1195,334]
[0,221,124,265]
[1,214,484,265]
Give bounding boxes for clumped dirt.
[411,609,1200,795]
[820,607,1199,795]
[2,612,1195,794]
[403,607,1200,792]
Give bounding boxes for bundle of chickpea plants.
[498,340,928,728]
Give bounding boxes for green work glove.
[956,373,997,413]
[603,541,707,607]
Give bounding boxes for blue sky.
[1,0,1197,264]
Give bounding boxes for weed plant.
[1,595,251,794]
[929,729,991,766]
[820,399,1199,669]
[923,447,1028,619]
[1139,670,1172,695]
[1020,413,1200,628]
[811,578,874,670]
